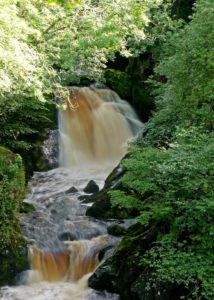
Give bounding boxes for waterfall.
[0,87,142,300]
[59,87,142,167]
[29,236,107,283]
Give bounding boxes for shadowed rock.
[83,180,99,194]
[66,186,78,194]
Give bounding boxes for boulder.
[66,186,78,194]
[86,165,136,219]
[83,180,99,194]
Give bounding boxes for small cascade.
[29,236,107,283]
[66,236,107,281]
[30,248,70,282]
[59,87,142,167]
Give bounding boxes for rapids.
[0,87,142,300]
[0,168,120,300]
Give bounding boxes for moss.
[0,238,28,286]
[107,224,127,236]
[0,146,28,286]
[20,202,35,213]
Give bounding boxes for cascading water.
[59,87,142,168]
[0,87,142,300]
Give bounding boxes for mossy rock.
[86,166,133,219]
[20,202,36,213]
[89,222,189,300]
[107,224,127,236]
[83,180,99,194]
[86,189,118,219]
[66,186,78,194]
[0,239,28,286]
[82,191,129,219]
[89,224,148,298]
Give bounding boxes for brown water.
[0,168,120,300]
[0,87,142,300]
[29,236,107,283]
[59,87,142,167]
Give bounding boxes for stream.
[0,87,142,300]
[0,167,120,300]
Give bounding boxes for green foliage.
[38,0,160,83]
[145,0,214,146]
[0,0,57,154]
[0,147,25,251]
[105,69,131,99]
[0,95,54,152]
[0,0,56,101]
[111,131,214,298]
[111,190,142,211]
[109,2,214,298]
[0,0,160,155]
[0,147,27,286]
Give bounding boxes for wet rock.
[79,194,95,204]
[86,166,135,219]
[86,189,115,219]
[65,186,78,194]
[58,231,75,241]
[89,263,117,294]
[78,194,90,201]
[89,289,120,300]
[89,225,150,299]
[83,229,102,240]
[89,223,189,300]
[29,146,51,172]
[98,245,114,261]
[83,180,99,194]
[42,130,59,169]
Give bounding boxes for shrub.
[111,130,214,299]
[0,147,25,251]
[145,0,214,146]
